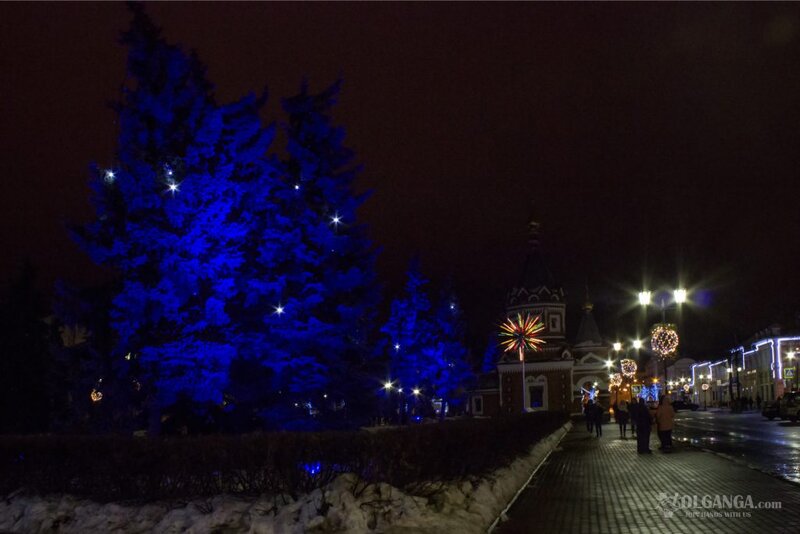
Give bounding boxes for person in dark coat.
[635,397,652,454]
[616,400,630,439]
[629,398,638,436]
[593,401,604,437]
[585,400,595,433]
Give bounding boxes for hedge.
[0,411,566,502]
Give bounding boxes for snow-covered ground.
[0,422,571,533]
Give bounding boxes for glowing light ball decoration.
[683,384,690,393]
[650,323,679,359]
[499,313,545,412]
[620,359,638,378]
[609,373,623,388]
[90,389,103,402]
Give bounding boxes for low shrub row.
[0,411,567,502]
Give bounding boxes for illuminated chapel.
[468,216,612,416]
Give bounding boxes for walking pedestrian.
[629,398,638,436]
[616,400,629,438]
[635,397,652,454]
[757,395,762,410]
[585,400,595,434]
[655,396,675,451]
[593,401,604,437]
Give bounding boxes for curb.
[486,420,572,533]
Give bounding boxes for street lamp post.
[736,366,742,402]
[383,381,394,424]
[787,352,796,392]
[638,288,686,385]
[701,374,710,410]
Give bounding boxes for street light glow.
[383,381,392,390]
[638,291,651,306]
[613,342,622,351]
[674,288,688,304]
[412,388,420,396]
[633,339,643,350]
[606,360,614,368]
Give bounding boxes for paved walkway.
[497,424,800,534]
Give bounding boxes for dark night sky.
[2,3,800,359]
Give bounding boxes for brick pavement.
[497,424,800,534]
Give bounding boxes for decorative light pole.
[701,375,710,410]
[499,313,545,412]
[638,288,686,384]
[611,342,640,402]
[787,351,796,392]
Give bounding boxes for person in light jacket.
[655,396,676,451]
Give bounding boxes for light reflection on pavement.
[673,409,800,483]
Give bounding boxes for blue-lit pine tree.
[381,261,436,396]
[481,334,500,373]
[75,7,242,429]
[282,81,379,426]
[429,291,473,418]
[381,264,472,419]
[75,6,314,432]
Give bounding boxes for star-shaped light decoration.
[498,312,546,361]
[166,180,181,195]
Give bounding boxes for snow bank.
[0,422,570,533]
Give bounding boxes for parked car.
[672,400,699,411]
[762,400,780,420]
[779,392,800,422]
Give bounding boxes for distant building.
[689,324,800,405]
[664,357,697,398]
